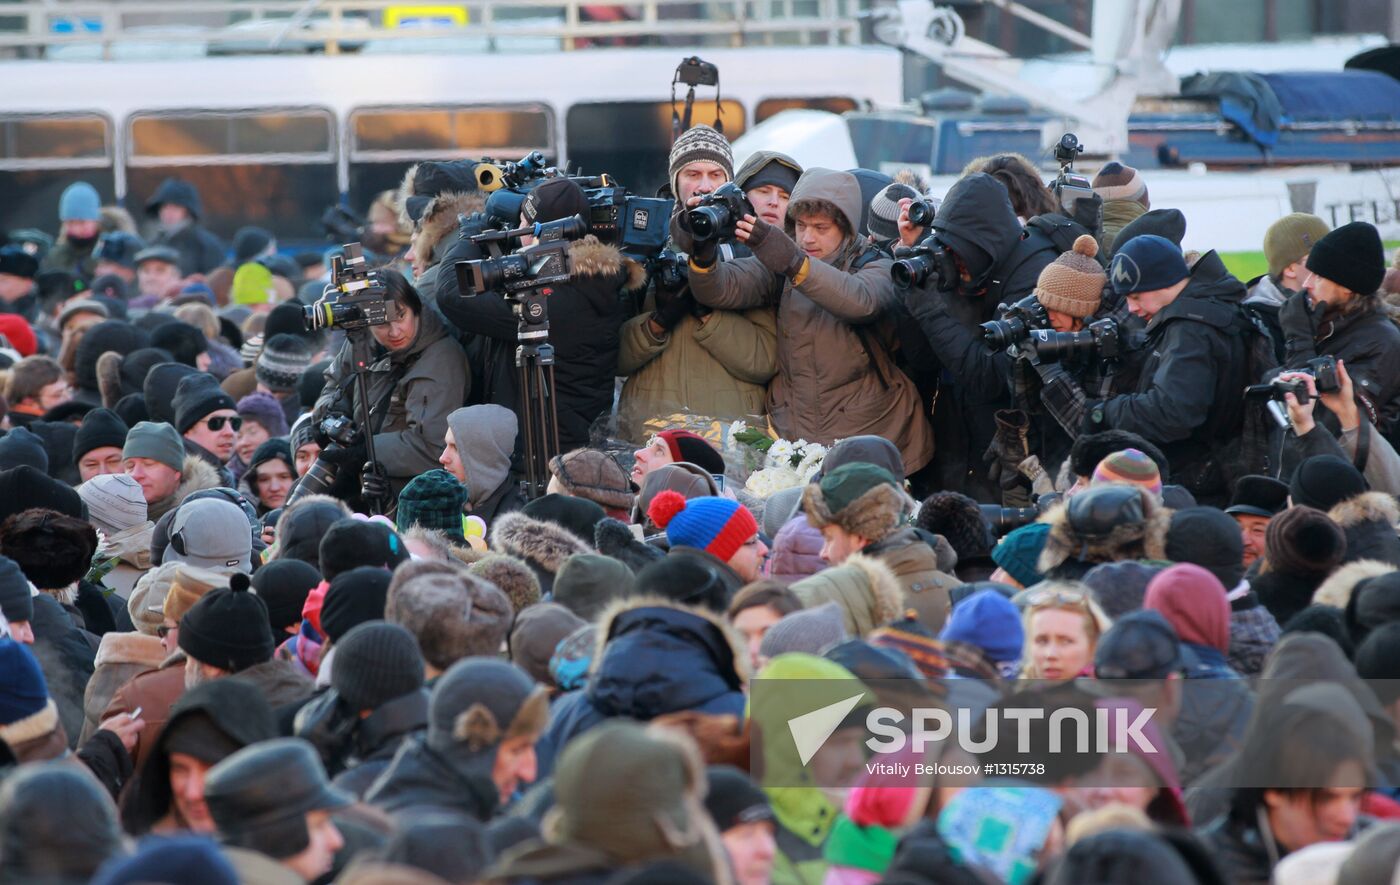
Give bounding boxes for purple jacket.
[768,515,825,584]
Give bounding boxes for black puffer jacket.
[333,689,429,799]
[362,734,500,821]
[438,233,643,451]
[1094,250,1251,503]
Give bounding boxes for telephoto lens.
[907,199,936,227]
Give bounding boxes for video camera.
[982,294,1051,349]
[1049,132,1096,219]
[587,186,673,257]
[302,244,389,332]
[454,214,588,297]
[687,182,754,243]
[1025,318,1124,364]
[1245,355,1341,428]
[891,235,960,292]
[475,151,556,193]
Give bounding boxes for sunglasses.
[202,416,243,432]
[1024,588,1092,609]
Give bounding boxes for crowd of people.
[1,119,1400,885]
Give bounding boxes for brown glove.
[747,217,806,279]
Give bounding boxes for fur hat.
[789,553,903,637]
[1038,484,1169,574]
[915,491,993,559]
[802,463,911,543]
[548,448,633,512]
[490,511,592,595]
[468,554,542,614]
[387,560,514,672]
[0,508,98,591]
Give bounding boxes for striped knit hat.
[668,124,733,197]
[1092,162,1149,209]
[1092,448,1163,497]
[1034,235,1106,318]
[868,182,921,243]
[647,491,756,563]
[256,334,312,394]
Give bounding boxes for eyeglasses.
[202,416,243,432]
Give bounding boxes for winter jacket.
[221,847,303,885]
[146,455,224,524]
[438,234,642,451]
[491,841,622,884]
[769,515,826,585]
[1198,808,1290,885]
[1330,491,1400,567]
[333,689,429,799]
[862,528,961,633]
[1250,568,1323,627]
[144,178,227,274]
[1094,250,1252,504]
[1285,295,1400,437]
[1294,418,1400,498]
[1171,651,1254,785]
[534,598,746,779]
[1243,273,1288,361]
[41,234,98,279]
[79,631,165,745]
[98,523,154,599]
[689,169,934,475]
[363,734,500,821]
[100,653,185,775]
[1228,591,1281,677]
[1098,199,1146,256]
[29,592,97,750]
[314,304,470,500]
[230,657,315,711]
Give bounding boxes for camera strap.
[365,361,411,437]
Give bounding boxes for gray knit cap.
[122,421,186,473]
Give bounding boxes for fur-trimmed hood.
[0,699,63,760]
[1330,491,1400,567]
[1312,559,1396,610]
[801,479,913,544]
[94,629,166,671]
[569,236,647,292]
[410,190,485,275]
[1330,492,1400,530]
[1037,490,1170,574]
[789,551,904,636]
[147,455,224,523]
[490,511,592,576]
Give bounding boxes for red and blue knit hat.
[648,491,757,563]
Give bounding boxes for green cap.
[818,462,900,514]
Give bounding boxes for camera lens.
[908,200,935,227]
[981,317,1025,349]
[302,302,330,332]
[891,256,931,290]
[688,205,727,241]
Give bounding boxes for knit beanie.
[79,473,148,536]
[0,639,48,726]
[868,616,950,680]
[332,622,424,712]
[150,323,208,369]
[75,320,150,398]
[1082,560,1161,619]
[1143,563,1231,653]
[173,373,237,434]
[396,470,469,540]
[656,430,726,476]
[256,335,313,394]
[0,466,84,524]
[548,448,633,512]
[868,182,920,242]
[142,362,198,426]
[520,178,590,227]
[318,519,408,582]
[1164,506,1246,590]
[1263,213,1330,280]
[1346,572,1400,648]
[235,393,288,438]
[426,658,548,757]
[178,573,276,672]
[161,565,229,624]
[939,589,1024,664]
[232,226,274,264]
[59,181,102,222]
[705,765,774,832]
[1034,235,1106,319]
[758,602,849,658]
[122,421,186,473]
[231,263,278,306]
[509,602,587,686]
[1306,221,1387,296]
[74,408,129,462]
[1265,505,1346,577]
[28,421,78,485]
[0,427,48,474]
[251,558,321,633]
[1290,454,1368,511]
[320,566,392,644]
[636,554,730,613]
[1091,162,1149,209]
[668,124,734,197]
[553,553,637,620]
[990,522,1050,588]
[520,493,607,548]
[1092,448,1162,497]
[0,315,37,358]
[648,492,757,563]
[0,556,33,626]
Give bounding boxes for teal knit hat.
[396,469,469,540]
[990,521,1050,588]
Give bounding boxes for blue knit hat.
[92,835,238,885]
[59,182,101,223]
[939,589,1024,663]
[1110,234,1188,296]
[0,638,49,725]
[397,469,469,540]
[990,521,1050,588]
[647,491,757,563]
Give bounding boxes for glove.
[689,297,713,319]
[319,437,366,467]
[652,286,693,331]
[1279,291,1320,359]
[746,217,806,278]
[361,462,391,505]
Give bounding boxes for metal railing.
[0,0,866,56]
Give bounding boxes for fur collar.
[1037,497,1169,573]
[790,551,904,634]
[594,593,750,685]
[1329,492,1400,530]
[96,351,125,408]
[1312,558,1396,609]
[569,237,647,292]
[95,630,166,670]
[489,512,592,573]
[0,699,59,747]
[177,455,223,502]
[841,551,905,626]
[411,191,485,275]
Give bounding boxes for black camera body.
[1307,354,1341,394]
[677,56,720,87]
[687,183,753,243]
[319,414,359,448]
[303,244,390,332]
[455,214,587,298]
[982,293,1051,349]
[891,235,960,292]
[1027,318,1122,363]
[587,186,673,257]
[1050,132,1096,218]
[650,249,689,293]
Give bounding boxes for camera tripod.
[512,288,561,500]
[346,325,388,515]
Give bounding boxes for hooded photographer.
[311,268,470,507]
[437,178,644,452]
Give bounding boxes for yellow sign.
[384,5,469,28]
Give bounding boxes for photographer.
[312,269,470,506]
[1281,360,1400,497]
[617,132,792,438]
[687,167,933,475]
[1032,234,1254,505]
[436,178,639,451]
[900,172,1061,500]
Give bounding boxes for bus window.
[126,109,337,242]
[566,100,745,196]
[348,105,554,209]
[0,114,114,233]
[756,97,859,124]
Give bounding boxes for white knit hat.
[79,473,149,536]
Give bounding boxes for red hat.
[656,429,725,475]
[0,316,37,357]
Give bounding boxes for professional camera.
[982,293,1051,349]
[649,249,689,292]
[687,183,754,243]
[455,214,588,297]
[587,186,674,258]
[302,244,389,332]
[1050,132,1096,218]
[891,235,960,292]
[980,504,1038,536]
[475,151,554,193]
[1306,354,1341,394]
[676,55,720,87]
[1026,318,1122,363]
[284,414,361,505]
[907,199,937,227]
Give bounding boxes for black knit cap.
[178,572,275,672]
[150,322,209,369]
[74,320,150,395]
[704,765,773,831]
[318,519,409,582]
[521,178,589,227]
[0,466,84,523]
[250,558,321,633]
[331,621,424,711]
[73,408,129,462]
[173,372,237,434]
[319,565,391,644]
[142,362,199,426]
[521,494,606,547]
[114,393,149,427]
[1290,454,1368,511]
[1307,220,1386,296]
[0,555,32,624]
[1094,609,1182,679]
[1164,507,1246,590]
[1225,475,1289,519]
